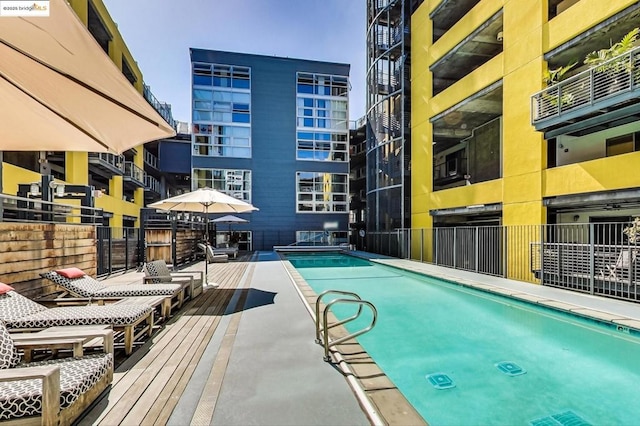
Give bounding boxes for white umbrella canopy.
[148,188,258,287]
[148,188,258,214]
[0,0,175,152]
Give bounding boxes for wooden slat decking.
[79,254,253,425]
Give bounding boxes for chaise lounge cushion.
[0,321,20,369]
[42,271,181,298]
[0,291,152,330]
[0,353,112,421]
[0,320,113,421]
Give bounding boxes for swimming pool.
[286,252,640,425]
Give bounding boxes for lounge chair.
[42,268,186,314]
[599,249,638,281]
[0,287,153,355]
[197,243,229,263]
[0,320,114,425]
[212,243,238,259]
[143,260,204,298]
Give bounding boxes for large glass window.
[296,72,349,162]
[192,62,251,158]
[192,168,252,202]
[296,172,348,213]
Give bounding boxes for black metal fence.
[96,227,142,276]
[368,222,640,303]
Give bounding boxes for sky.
[102,0,367,124]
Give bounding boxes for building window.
[192,168,252,202]
[296,172,348,213]
[296,72,349,162]
[606,133,638,157]
[297,132,348,161]
[192,63,251,158]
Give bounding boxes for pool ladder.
[315,290,377,362]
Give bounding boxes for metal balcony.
[531,47,640,137]
[88,152,124,177]
[144,174,161,194]
[143,84,177,130]
[144,149,159,170]
[123,161,145,188]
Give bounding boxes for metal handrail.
[315,290,363,343]
[315,290,377,362]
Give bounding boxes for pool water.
[287,253,640,425]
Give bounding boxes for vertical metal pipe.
[589,222,595,295]
[475,226,479,272]
[453,227,457,269]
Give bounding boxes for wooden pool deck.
[79,255,253,425]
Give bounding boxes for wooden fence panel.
[0,223,96,297]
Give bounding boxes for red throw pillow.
[0,283,14,294]
[55,267,86,279]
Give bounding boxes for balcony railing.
[143,84,177,130]
[144,174,161,194]
[123,161,145,187]
[88,152,124,175]
[531,47,640,128]
[144,149,159,169]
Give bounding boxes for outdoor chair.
[599,249,638,281]
[0,320,114,425]
[42,268,186,315]
[143,260,204,298]
[0,286,153,355]
[197,243,229,264]
[212,243,238,259]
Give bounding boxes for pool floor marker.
[530,410,591,426]
[425,373,455,389]
[495,361,526,376]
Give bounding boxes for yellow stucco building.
[412,0,640,232]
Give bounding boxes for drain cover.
[531,410,590,426]
[495,361,526,376]
[425,373,455,389]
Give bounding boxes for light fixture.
[30,182,40,196]
[49,181,65,197]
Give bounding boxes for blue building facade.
[189,49,350,250]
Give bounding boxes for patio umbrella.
[211,214,249,234]
[0,0,175,153]
[148,188,258,286]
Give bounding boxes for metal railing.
[144,175,161,194]
[143,149,159,169]
[88,152,124,173]
[315,290,377,362]
[0,193,103,224]
[96,227,141,276]
[123,161,145,186]
[143,84,177,129]
[368,222,640,303]
[531,47,640,123]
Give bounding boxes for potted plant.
[584,27,639,97]
[623,217,640,244]
[538,60,578,118]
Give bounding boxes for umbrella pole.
[203,204,219,288]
